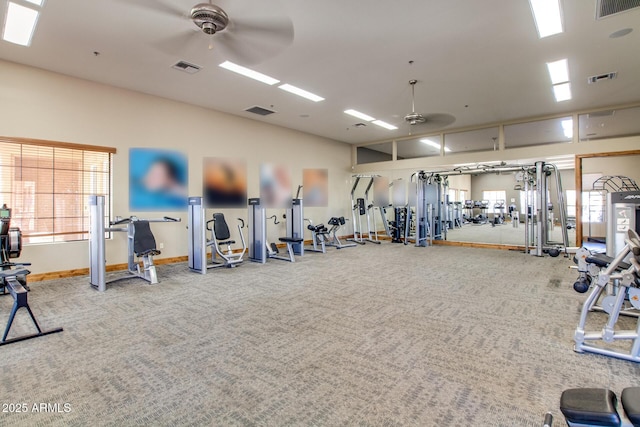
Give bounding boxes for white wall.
[0,60,352,274]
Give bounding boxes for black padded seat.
[219,240,236,246]
[560,388,621,426]
[279,237,304,243]
[622,388,640,427]
[586,253,631,271]
[132,221,161,257]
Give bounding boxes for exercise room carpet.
[2,244,639,426]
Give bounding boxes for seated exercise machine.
[305,220,329,253]
[187,196,246,274]
[573,229,640,362]
[0,204,63,346]
[88,195,180,292]
[559,387,640,426]
[248,198,304,263]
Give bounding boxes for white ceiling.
[1,0,639,145]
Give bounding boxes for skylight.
[529,0,564,38]
[421,138,451,152]
[218,61,280,85]
[372,120,398,130]
[278,84,324,102]
[2,2,39,46]
[344,109,375,122]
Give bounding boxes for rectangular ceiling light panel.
[24,0,44,5]
[344,109,376,122]
[3,2,39,46]
[553,82,572,102]
[278,84,324,102]
[546,58,569,84]
[218,61,279,85]
[529,0,564,38]
[372,120,398,130]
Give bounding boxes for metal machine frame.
[88,195,180,292]
[574,229,640,363]
[187,196,246,274]
[248,198,304,263]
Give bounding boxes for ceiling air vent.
[587,72,617,84]
[596,0,640,19]
[244,106,276,116]
[588,109,615,118]
[172,61,201,74]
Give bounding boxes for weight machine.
[248,198,304,263]
[187,196,247,274]
[88,195,180,292]
[574,228,640,363]
[0,204,63,346]
[348,175,390,244]
[405,171,446,246]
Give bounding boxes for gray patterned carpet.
[1,244,639,426]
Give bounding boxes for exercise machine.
[491,200,505,226]
[0,204,63,346]
[560,387,640,426]
[305,220,329,253]
[348,175,390,244]
[574,229,640,362]
[325,217,356,249]
[187,196,246,274]
[248,198,304,263]
[88,195,180,292]
[606,189,640,257]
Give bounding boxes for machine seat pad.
[219,240,235,246]
[138,249,161,257]
[586,253,631,270]
[560,388,621,426]
[622,387,640,427]
[279,237,304,243]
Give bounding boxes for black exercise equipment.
[0,204,63,346]
[560,387,640,426]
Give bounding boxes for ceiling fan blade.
[422,113,456,128]
[151,29,202,57]
[112,0,186,18]
[214,21,293,66]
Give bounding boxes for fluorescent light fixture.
[372,120,398,130]
[561,118,573,139]
[344,109,375,122]
[546,58,569,84]
[420,138,451,152]
[24,0,44,5]
[529,0,563,38]
[278,84,324,102]
[553,82,572,102]
[218,61,279,85]
[3,2,39,46]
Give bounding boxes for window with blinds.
[0,138,114,244]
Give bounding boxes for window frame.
[0,136,115,245]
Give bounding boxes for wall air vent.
[172,61,201,74]
[245,106,276,116]
[596,0,640,19]
[587,72,617,84]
